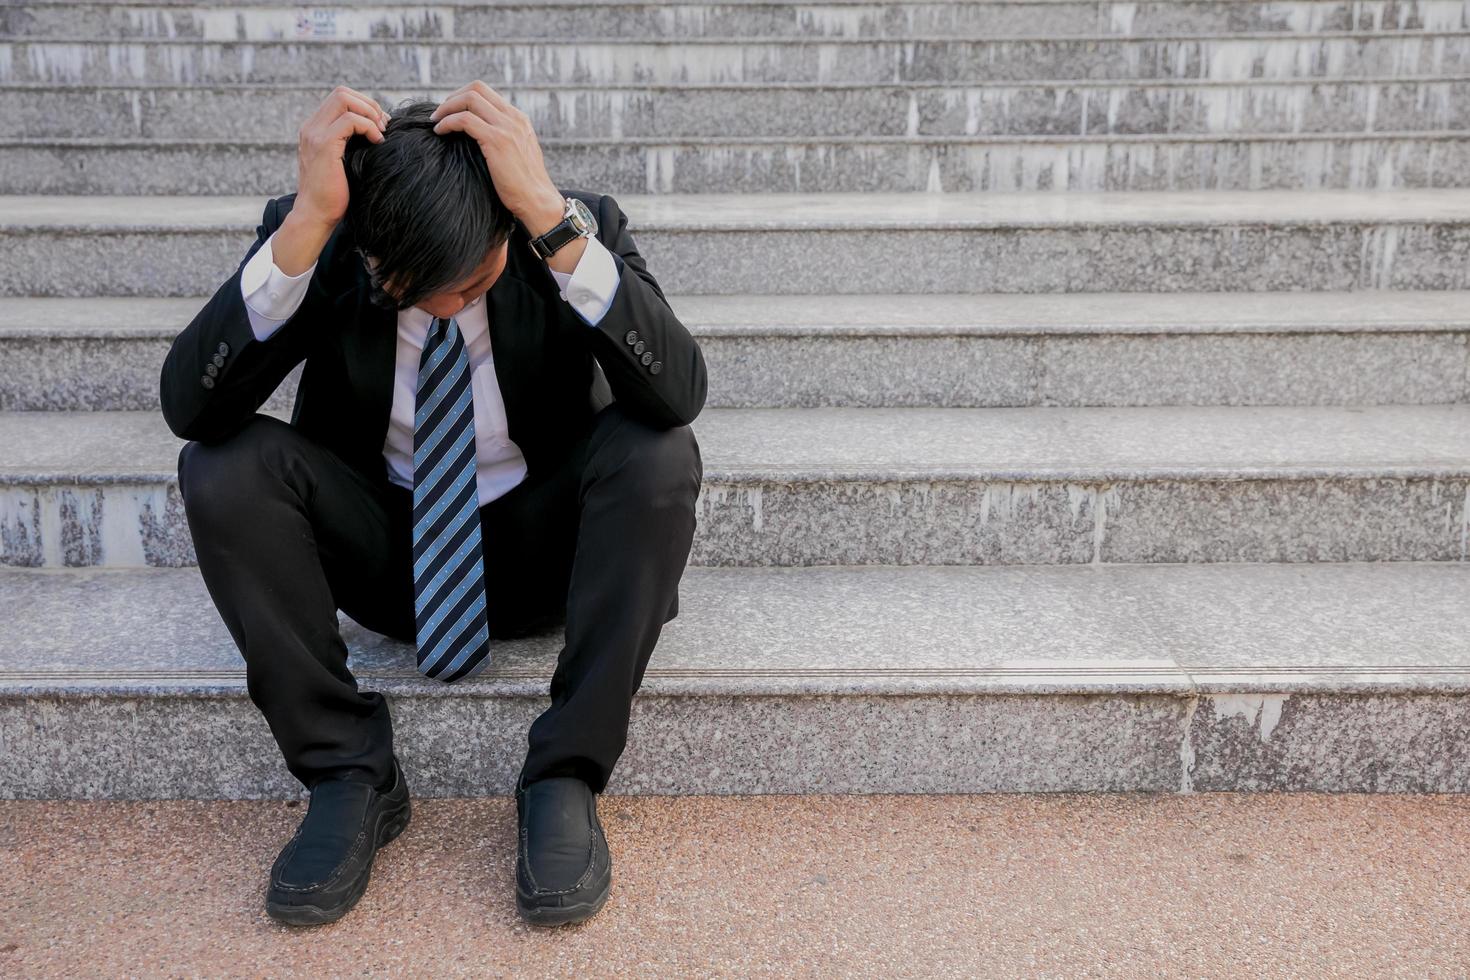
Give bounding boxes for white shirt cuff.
[240,230,317,341]
[547,235,619,327]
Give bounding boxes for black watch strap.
[529,213,582,259]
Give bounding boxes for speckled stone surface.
[13,134,1470,195]
[1183,693,1470,791]
[14,189,1470,229]
[4,405,1469,566]
[13,189,1470,230]
[1,793,1468,976]
[2,562,1468,797]
[6,190,1470,295]
[1,36,1467,87]
[10,562,1468,690]
[7,80,1470,141]
[6,0,1470,828]
[4,292,1468,409]
[4,2,1459,39]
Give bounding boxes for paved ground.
[2,792,1467,977]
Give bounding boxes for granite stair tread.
[7,134,1469,194]
[3,404,1470,482]
[6,290,1470,338]
[4,561,1469,697]
[2,32,1464,86]
[6,0,1469,40]
[7,189,1470,230]
[6,561,1470,796]
[9,191,1469,296]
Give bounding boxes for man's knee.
[177,414,295,518]
[617,416,703,499]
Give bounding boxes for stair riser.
[1,37,1465,85]
[9,82,1470,139]
[6,222,1470,295]
[3,475,1466,568]
[4,1,1468,40]
[3,332,1467,410]
[9,136,1470,194]
[2,689,1465,797]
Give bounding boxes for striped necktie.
[411,315,491,682]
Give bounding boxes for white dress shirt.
[239,227,621,507]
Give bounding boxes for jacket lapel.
[336,286,398,462]
[483,269,546,449]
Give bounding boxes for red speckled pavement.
[2,792,1468,976]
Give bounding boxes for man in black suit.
[159,82,707,927]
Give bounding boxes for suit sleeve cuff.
[239,230,316,341]
[547,235,620,327]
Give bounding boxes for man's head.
[343,99,517,319]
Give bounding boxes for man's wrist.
[521,191,569,240]
[272,209,335,277]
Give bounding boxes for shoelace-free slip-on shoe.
[514,772,613,926]
[266,758,412,926]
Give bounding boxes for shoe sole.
[516,882,611,927]
[265,795,412,927]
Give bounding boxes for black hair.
[343,99,516,312]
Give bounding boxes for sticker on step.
[295,9,339,39]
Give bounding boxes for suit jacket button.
[624,330,638,346]
[205,363,219,377]
[212,353,225,367]
[649,361,662,374]
[640,351,654,365]
[216,342,230,356]
[633,340,645,355]
[201,375,215,389]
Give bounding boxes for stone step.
[5,190,1470,296]
[2,560,1467,797]
[1,34,1466,85]
[3,292,1468,411]
[4,0,1467,40]
[8,79,1470,140]
[8,133,1469,194]
[1,405,1467,568]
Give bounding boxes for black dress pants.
[175,401,702,794]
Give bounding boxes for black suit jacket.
[160,188,708,486]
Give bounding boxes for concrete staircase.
[2,1,1468,799]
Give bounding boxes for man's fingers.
[430,109,497,140]
[304,87,389,139]
[428,82,475,119]
[326,110,386,144]
[338,92,390,129]
[311,85,389,131]
[469,80,521,119]
[431,90,506,126]
[333,84,389,121]
[431,82,520,124]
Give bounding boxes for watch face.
[569,197,598,236]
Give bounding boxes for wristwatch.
[527,196,598,260]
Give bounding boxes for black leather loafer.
[514,773,612,926]
[266,758,412,926]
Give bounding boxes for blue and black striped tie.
[411,315,491,682]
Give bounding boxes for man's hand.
[295,85,391,232]
[428,81,565,235]
[267,86,392,277]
